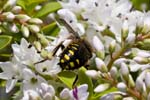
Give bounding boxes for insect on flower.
[53,19,93,85]
[54,19,93,70]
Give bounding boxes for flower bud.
[35,5,42,11]
[122,20,129,40]
[109,40,116,53]
[95,57,108,73]
[37,34,49,47]
[148,93,150,100]
[86,70,99,79]
[94,83,110,93]
[28,25,40,33]
[133,56,149,64]
[117,82,127,92]
[120,63,129,82]
[142,17,150,33]
[34,41,41,52]
[145,72,150,92]
[123,97,135,100]
[110,66,118,79]
[28,18,43,24]
[135,77,144,93]
[125,34,135,46]
[47,52,53,60]
[21,25,30,38]
[12,6,22,13]
[10,24,19,33]
[114,58,127,67]
[3,12,15,21]
[93,36,104,51]
[93,36,105,59]
[0,28,2,34]
[40,49,49,59]
[3,0,16,10]
[15,14,30,22]
[128,75,135,88]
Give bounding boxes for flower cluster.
[57,0,150,99]
[0,0,150,100]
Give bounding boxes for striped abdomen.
[58,40,92,70]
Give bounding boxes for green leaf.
[0,35,12,50]
[17,0,46,14]
[58,71,76,89]
[78,67,93,99]
[131,0,150,11]
[17,0,26,10]
[34,2,62,18]
[42,22,60,36]
[0,0,7,10]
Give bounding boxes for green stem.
[107,46,125,71]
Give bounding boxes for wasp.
[53,19,93,71]
[53,19,93,86]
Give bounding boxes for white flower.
[94,83,110,93]
[60,84,89,100]
[37,83,56,100]
[22,90,41,100]
[57,9,85,35]
[35,58,61,77]
[12,38,41,66]
[22,68,47,92]
[0,56,26,93]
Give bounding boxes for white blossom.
[12,38,41,65]
[0,56,26,93]
[35,58,61,77]
[60,84,89,100]
[37,83,56,100]
[22,68,47,92]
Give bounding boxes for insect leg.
[72,74,78,88]
[52,41,65,56]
